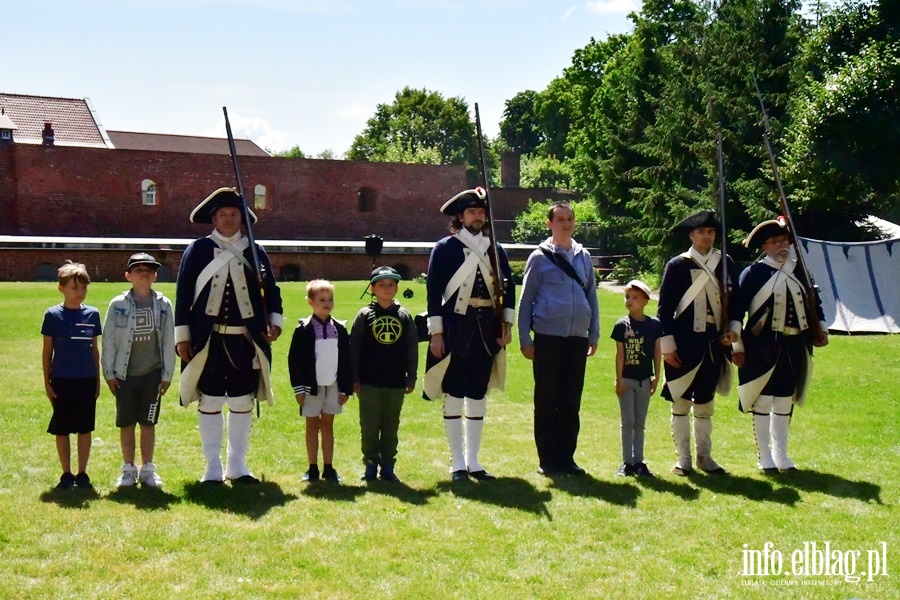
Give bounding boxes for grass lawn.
[0,280,896,599]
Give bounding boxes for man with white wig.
[733,217,828,473]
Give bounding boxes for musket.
[223,106,269,325]
[716,129,730,337]
[473,103,507,331]
[751,78,825,341]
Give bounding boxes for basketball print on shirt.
[372,315,402,344]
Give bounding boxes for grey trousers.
[617,377,652,464]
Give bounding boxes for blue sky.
[4,1,636,155]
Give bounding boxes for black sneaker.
[56,472,75,490]
[322,467,341,483]
[302,466,320,482]
[74,472,93,489]
[634,463,655,478]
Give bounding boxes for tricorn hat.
[126,252,161,271]
[190,187,257,225]
[370,266,401,284]
[743,216,792,248]
[672,209,721,235]
[440,187,488,216]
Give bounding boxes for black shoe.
[74,472,93,489]
[451,469,469,481]
[703,467,729,476]
[672,465,694,476]
[562,464,586,476]
[361,462,378,481]
[56,472,75,490]
[302,466,320,482]
[231,474,261,485]
[321,467,341,483]
[200,479,224,486]
[537,465,558,476]
[379,465,399,482]
[634,463,655,478]
[761,467,780,475]
[468,470,495,481]
[780,467,800,473]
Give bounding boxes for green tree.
[271,145,306,159]
[347,87,480,173]
[784,0,900,238]
[499,90,544,155]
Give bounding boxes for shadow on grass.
[299,481,368,503]
[104,486,182,510]
[361,480,439,506]
[182,480,298,519]
[436,476,553,519]
[773,469,883,504]
[549,473,641,507]
[687,472,801,505]
[39,486,101,509]
[634,475,701,501]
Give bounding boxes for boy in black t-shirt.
[350,267,418,482]
[610,280,662,477]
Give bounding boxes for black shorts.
[47,377,97,435]
[116,369,162,427]
[198,333,259,398]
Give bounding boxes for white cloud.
[335,102,372,120]
[585,0,637,15]
[562,5,578,20]
[201,113,291,151]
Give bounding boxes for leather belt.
[212,324,248,335]
[781,326,802,336]
[469,299,494,308]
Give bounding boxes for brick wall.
[0,248,434,283]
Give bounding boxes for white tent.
[799,235,900,334]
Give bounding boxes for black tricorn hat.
[190,187,258,225]
[440,187,488,216]
[672,209,721,234]
[742,217,792,248]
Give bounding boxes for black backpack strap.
[540,247,588,297]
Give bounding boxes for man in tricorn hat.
[732,217,828,473]
[175,187,284,485]
[657,209,742,475]
[424,187,515,481]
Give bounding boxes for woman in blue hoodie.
[517,202,600,476]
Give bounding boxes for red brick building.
[0,93,575,281]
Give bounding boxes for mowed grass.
[0,281,896,599]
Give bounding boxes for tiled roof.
[107,130,269,156]
[0,93,112,148]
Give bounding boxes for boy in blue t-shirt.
[610,280,662,477]
[41,261,102,490]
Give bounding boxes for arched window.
[254,184,267,210]
[142,179,157,205]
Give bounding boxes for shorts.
[300,383,343,417]
[116,369,162,427]
[47,377,97,435]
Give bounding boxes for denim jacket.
[101,289,176,382]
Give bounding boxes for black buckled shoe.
[468,470,496,481]
[451,470,470,481]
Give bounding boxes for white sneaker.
[138,462,164,488]
[116,463,138,488]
